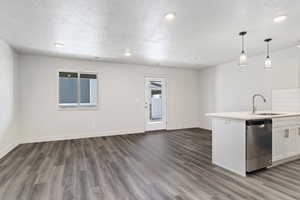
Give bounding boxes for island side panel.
[212,118,246,176]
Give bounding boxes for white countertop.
[206,111,300,120]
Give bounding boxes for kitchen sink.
[255,113,284,116]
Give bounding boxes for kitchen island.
[206,111,300,176]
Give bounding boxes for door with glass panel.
[145,77,166,131]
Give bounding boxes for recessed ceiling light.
[124,51,131,57]
[297,45,300,48]
[273,15,287,23]
[54,42,64,48]
[164,12,176,21]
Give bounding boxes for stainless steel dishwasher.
[246,119,272,172]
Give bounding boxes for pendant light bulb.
[239,31,247,67]
[239,50,247,67]
[264,38,272,70]
[265,56,272,69]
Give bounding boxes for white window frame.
[57,70,99,110]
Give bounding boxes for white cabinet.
[272,128,297,161]
[212,118,246,176]
[287,128,298,157]
[296,127,300,154]
[273,128,288,161]
[272,117,300,162]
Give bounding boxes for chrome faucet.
[252,94,266,114]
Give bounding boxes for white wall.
[272,88,300,112]
[0,40,19,158]
[199,47,300,129]
[19,54,200,143]
[198,67,216,129]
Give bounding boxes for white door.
[145,77,167,131]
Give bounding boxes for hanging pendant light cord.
[264,38,272,57]
[239,31,247,53]
[267,42,269,57]
[242,35,244,52]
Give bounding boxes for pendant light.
[239,31,247,67]
[264,38,272,70]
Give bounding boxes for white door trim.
[145,77,167,131]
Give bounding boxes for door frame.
[144,77,167,131]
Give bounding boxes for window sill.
[57,104,99,111]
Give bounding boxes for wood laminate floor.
[1,128,300,200]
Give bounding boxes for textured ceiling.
[0,0,300,68]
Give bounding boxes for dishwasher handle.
[246,119,272,127]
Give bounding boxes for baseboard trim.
[271,154,300,167]
[197,127,212,132]
[0,142,19,160]
[21,127,210,144]
[167,127,212,132]
[166,127,196,131]
[2,127,209,157]
[20,129,145,144]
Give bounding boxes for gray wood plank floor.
[0,128,300,200]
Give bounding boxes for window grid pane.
[79,73,97,106]
[59,72,78,105]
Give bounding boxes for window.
[149,81,162,121]
[58,71,98,107]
